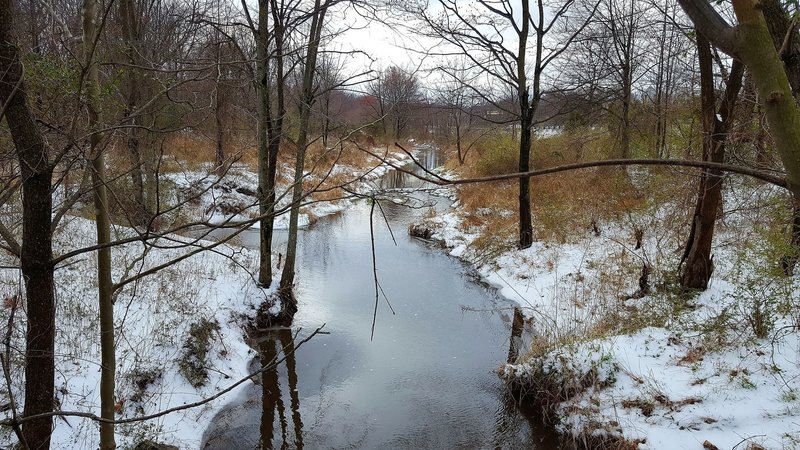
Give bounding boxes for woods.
[2,0,800,448]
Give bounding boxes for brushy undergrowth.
[178,318,221,388]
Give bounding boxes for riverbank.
[414,169,800,449]
[0,145,414,449]
[0,216,270,449]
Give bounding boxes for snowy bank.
[416,178,800,449]
[0,217,276,449]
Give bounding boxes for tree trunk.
[256,0,287,288]
[455,116,464,164]
[257,0,271,286]
[729,1,800,202]
[83,0,116,446]
[517,0,534,250]
[763,0,800,99]
[680,33,744,290]
[214,41,225,170]
[732,0,800,275]
[619,62,632,159]
[322,94,330,149]
[518,113,534,249]
[681,0,800,274]
[0,3,55,447]
[280,0,327,302]
[119,0,148,224]
[761,0,800,274]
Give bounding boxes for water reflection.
[259,329,303,449]
[202,145,545,449]
[377,144,445,191]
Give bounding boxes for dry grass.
[450,128,699,247]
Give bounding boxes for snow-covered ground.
[165,149,413,230]
[0,216,269,449]
[416,178,800,449]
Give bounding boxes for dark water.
[200,145,551,449]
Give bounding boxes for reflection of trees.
[260,330,304,449]
[280,330,304,448]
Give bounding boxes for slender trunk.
[83,0,116,446]
[518,114,534,249]
[517,1,534,249]
[619,63,632,159]
[782,201,800,274]
[680,34,744,290]
[654,4,667,157]
[280,0,327,300]
[215,100,224,169]
[455,115,464,164]
[119,0,147,223]
[322,94,330,149]
[257,0,287,287]
[0,3,55,447]
[29,0,38,53]
[257,0,271,285]
[214,41,224,170]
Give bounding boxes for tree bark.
[214,40,225,170]
[517,0,534,250]
[0,3,55,448]
[256,0,271,286]
[119,0,148,223]
[83,0,116,446]
[619,61,632,159]
[760,0,800,274]
[280,0,328,303]
[256,0,287,288]
[680,33,744,290]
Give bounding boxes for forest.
[1,0,799,448]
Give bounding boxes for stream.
[200,145,553,449]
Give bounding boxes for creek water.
[200,145,551,449]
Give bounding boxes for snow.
[164,148,413,230]
[0,216,271,449]
[417,177,800,449]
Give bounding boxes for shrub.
[178,318,220,388]
[728,223,797,339]
[474,133,519,176]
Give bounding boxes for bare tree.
[679,33,744,290]
[436,62,479,164]
[650,0,690,158]
[413,0,597,249]
[368,65,420,140]
[564,0,649,158]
